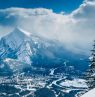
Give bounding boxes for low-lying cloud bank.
[0,0,95,55]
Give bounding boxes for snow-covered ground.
[60,78,87,88]
[81,88,95,97]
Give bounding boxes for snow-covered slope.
[4,58,30,72]
[81,88,95,97]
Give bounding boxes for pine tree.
[86,40,95,89]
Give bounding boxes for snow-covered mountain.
[0,28,88,74]
[0,28,32,63]
[0,28,61,73]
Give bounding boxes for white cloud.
[72,0,95,20]
[0,26,13,38]
[0,0,95,55]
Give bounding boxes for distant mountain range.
[0,28,88,75]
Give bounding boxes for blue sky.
[0,0,83,13]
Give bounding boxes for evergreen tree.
[86,40,95,89]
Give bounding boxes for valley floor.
[0,70,88,97]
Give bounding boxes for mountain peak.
[13,27,31,37]
[1,27,31,50]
